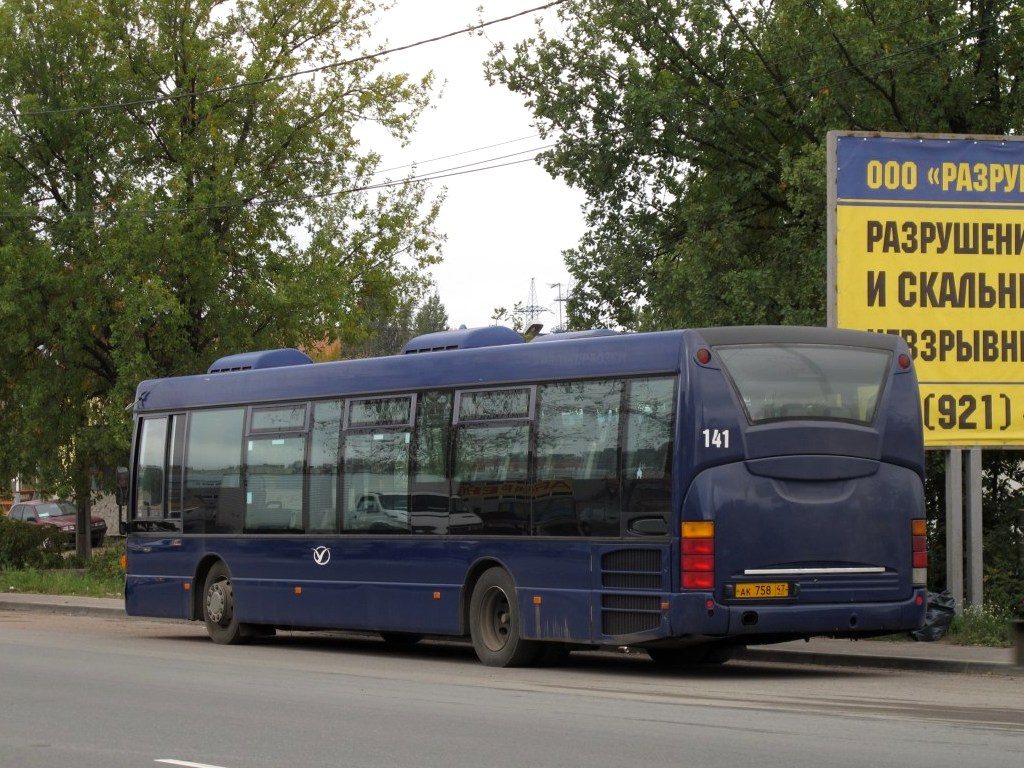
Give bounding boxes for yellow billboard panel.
[829,132,1024,447]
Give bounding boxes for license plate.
[734,581,790,599]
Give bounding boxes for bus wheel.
[203,561,249,645]
[469,568,541,667]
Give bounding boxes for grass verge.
[946,604,1013,647]
[2,540,124,599]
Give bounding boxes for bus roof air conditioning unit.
[400,326,524,354]
[207,348,314,373]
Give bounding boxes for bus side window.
[245,436,305,533]
[622,377,675,535]
[534,380,623,537]
[185,408,245,534]
[134,417,167,519]
[454,423,530,535]
[342,431,411,533]
[309,400,342,533]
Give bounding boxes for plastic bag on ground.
[911,589,956,642]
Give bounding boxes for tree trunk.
[74,466,93,561]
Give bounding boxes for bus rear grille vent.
[600,549,662,589]
[601,594,661,635]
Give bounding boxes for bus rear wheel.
[469,568,541,667]
[203,561,250,645]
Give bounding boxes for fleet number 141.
[702,428,730,448]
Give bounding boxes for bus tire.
[469,568,541,667]
[203,561,250,645]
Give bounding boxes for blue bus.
[125,325,928,666]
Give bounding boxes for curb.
[735,646,1022,676]
[0,597,125,619]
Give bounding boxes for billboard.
[828,131,1024,447]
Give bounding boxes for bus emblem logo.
[312,546,331,566]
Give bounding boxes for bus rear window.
[715,343,891,425]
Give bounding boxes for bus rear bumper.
[670,589,928,640]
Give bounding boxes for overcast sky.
[367,1,584,331]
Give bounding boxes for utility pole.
[549,282,568,332]
[517,278,548,327]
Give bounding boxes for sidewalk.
[1,592,1020,675]
[735,635,1020,676]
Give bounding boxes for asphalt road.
[0,611,1021,768]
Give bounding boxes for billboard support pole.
[965,448,984,608]
[945,449,964,614]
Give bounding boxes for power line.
[10,1,566,120]
[373,132,548,176]
[0,142,556,220]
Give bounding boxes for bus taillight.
[912,518,927,585]
[682,522,715,589]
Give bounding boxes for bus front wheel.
[469,568,541,667]
[203,561,250,645]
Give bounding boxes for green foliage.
[342,292,451,358]
[0,0,443,504]
[924,451,1024,619]
[3,539,124,596]
[487,0,1024,330]
[947,604,1014,647]
[65,539,125,581]
[0,515,67,570]
[413,293,450,337]
[1,566,124,598]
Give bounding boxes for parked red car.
[6,500,107,548]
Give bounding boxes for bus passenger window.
[133,417,168,529]
[309,400,342,533]
[184,408,245,534]
[622,377,675,535]
[410,391,452,534]
[535,380,623,536]
[246,436,305,533]
[342,431,410,533]
[454,423,530,535]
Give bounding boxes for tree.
[0,0,443,556]
[340,291,449,358]
[413,292,449,336]
[486,0,1024,330]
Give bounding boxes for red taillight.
[683,572,715,589]
[682,538,714,556]
[682,522,715,590]
[912,518,928,584]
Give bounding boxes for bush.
[0,515,67,569]
[65,539,125,579]
[947,604,1013,647]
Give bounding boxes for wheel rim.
[479,585,512,652]
[206,578,232,627]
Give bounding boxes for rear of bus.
[672,326,927,646]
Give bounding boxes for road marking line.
[156,760,229,768]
